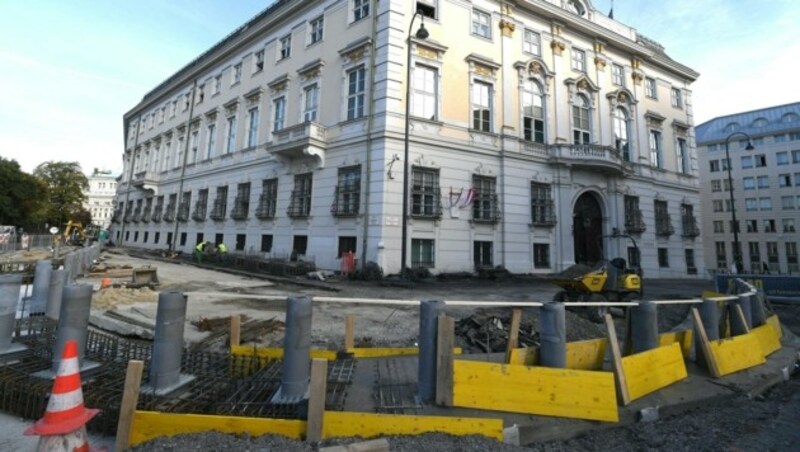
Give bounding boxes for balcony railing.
[231,199,249,220]
[131,207,142,223]
[331,186,360,217]
[548,143,630,174]
[162,204,176,223]
[531,201,557,227]
[192,203,207,221]
[254,195,276,220]
[655,214,675,237]
[132,170,159,192]
[287,191,311,218]
[151,207,163,223]
[177,203,190,222]
[123,210,132,223]
[141,206,151,223]
[624,209,646,234]
[682,215,700,238]
[209,200,227,221]
[268,122,328,166]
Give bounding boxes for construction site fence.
[0,234,52,253]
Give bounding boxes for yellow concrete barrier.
[453,360,618,422]
[708,333,766,376]
[322,411,503,441]
[129,411,306,446]
[620,343,688,402]
[507,338,606,370]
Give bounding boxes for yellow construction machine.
[550,234,643,322]
[59,221,100,246]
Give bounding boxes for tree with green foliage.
[33,161,89,228]
[0,157,49,229]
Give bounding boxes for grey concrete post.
[149,292,188,392]
[28,260,52,315]
[630,300,659,353]
[64,253,75,283]
[539,302,567,368]
[0,274,23,352]
[698,298,721,340]
[730,295,752,335]
[45,269,67,320]
[51,284,93,371]
[750,292,767,327]
[418,299,445,402]
[275,295,313,402]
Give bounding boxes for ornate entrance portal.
[573,192,604,266]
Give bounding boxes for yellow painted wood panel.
[508,346,537,366]
[620,343,688,402]
[507,339,605,370]
[709,333,766,376]
[658,330,693,358]
[321,411,503,441]
[231,345,462,360]
[766,315,783,339]
[348,347,462,358]
[751,323,781,356]
[129,411,306,446]
[453,360,618,422]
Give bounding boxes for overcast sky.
[1,0,798,175]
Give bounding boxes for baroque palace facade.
[111,0,704,277]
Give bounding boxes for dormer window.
[566,0,586,16]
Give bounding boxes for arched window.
[613,107,630,160]
[572,94,591,144]
[522,80,545,143]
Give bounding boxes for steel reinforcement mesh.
[0,319,355,435]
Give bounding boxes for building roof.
[695,102,800,144]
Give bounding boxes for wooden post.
[115,360,144,452]
[344,314,355,350]
[306,358,328,442]
[230,314,241,349]
[604,314,630,406]
[691,307,721,378]
[734,304,751,334]
[504,309,522,363]
[436,315,455,407]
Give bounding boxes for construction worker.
[216,242,228,262]
[195,241,208,263]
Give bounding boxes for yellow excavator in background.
[59,221,101,246]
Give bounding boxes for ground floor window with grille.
[531,183,555,226]
[235,234,246,251]
[196,233,204,246]
[134,231,139,242]
[293,235,308,257]
[261,234,273,253]
[338,236,357,258]
[534,243,550,269]
[289,173,313,218]
[143,232,149,243]
[411,238,435,268]
[685,249,696,274]
[411,167,441,218]
[715,242,726,269]
[154,232,160,244]
[473,241,493,269]
[787,242,799,273]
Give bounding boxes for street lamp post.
[400,11,429,278]
[724,131,754,273]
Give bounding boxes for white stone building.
[85,168,117,229]
[112,0,704,277]
[696,102,800,274]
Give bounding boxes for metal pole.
[539,302,567,368]
[401,11,427,278]
[274,295,313,403]
[724,131,754,273]
[52,284,93,371]
[0,274,23,352]
[150,292,188,392]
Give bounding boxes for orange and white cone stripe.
[24,340,100,438]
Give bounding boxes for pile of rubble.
[455,312,538,353]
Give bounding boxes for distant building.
[85,169,117,228]
[112,0,703,277]
[696,102,800,274]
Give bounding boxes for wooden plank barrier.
[620,342,688,402]
[452,360,618,422]
[507,338,607,371]
[230,344,461,360]
[708,334,766,376]
[751,318,781,357]
[128,410,502,446]
[657,330,693,358]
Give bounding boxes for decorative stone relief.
[550,40,566,56]
[499,19,516,37]
[594,56,607,70]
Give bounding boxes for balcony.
[123,210,132,223]
[682,215,700,238]
[141,207,151,223]
[151,207,163,222]
[331,186,360,217]
[230,200,249,221]
[177,203,190,222]
[268,122,328,167]
[132,171,159,193]
[162,204,176,223]
[209,200,227,221]
[548,143,631,175]
[624,209,646,234]
[131,207,142,223]
[192,203,207,222]
[655,214,675,237]
[255,195,276,220]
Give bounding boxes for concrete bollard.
[149,292,189,393]
[28,260,52,315]
[539,302,567,368]
[45,269,67,320]
[273,295,313,403]
[51,284,93,371]
[630,300,659,353]
[418,299,446,403]
[750,291,767,327]
[0,274,24,353]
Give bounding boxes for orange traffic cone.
[100,278,112,289]
[24,340,101,451]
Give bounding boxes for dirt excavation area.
[82,249,800,450]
